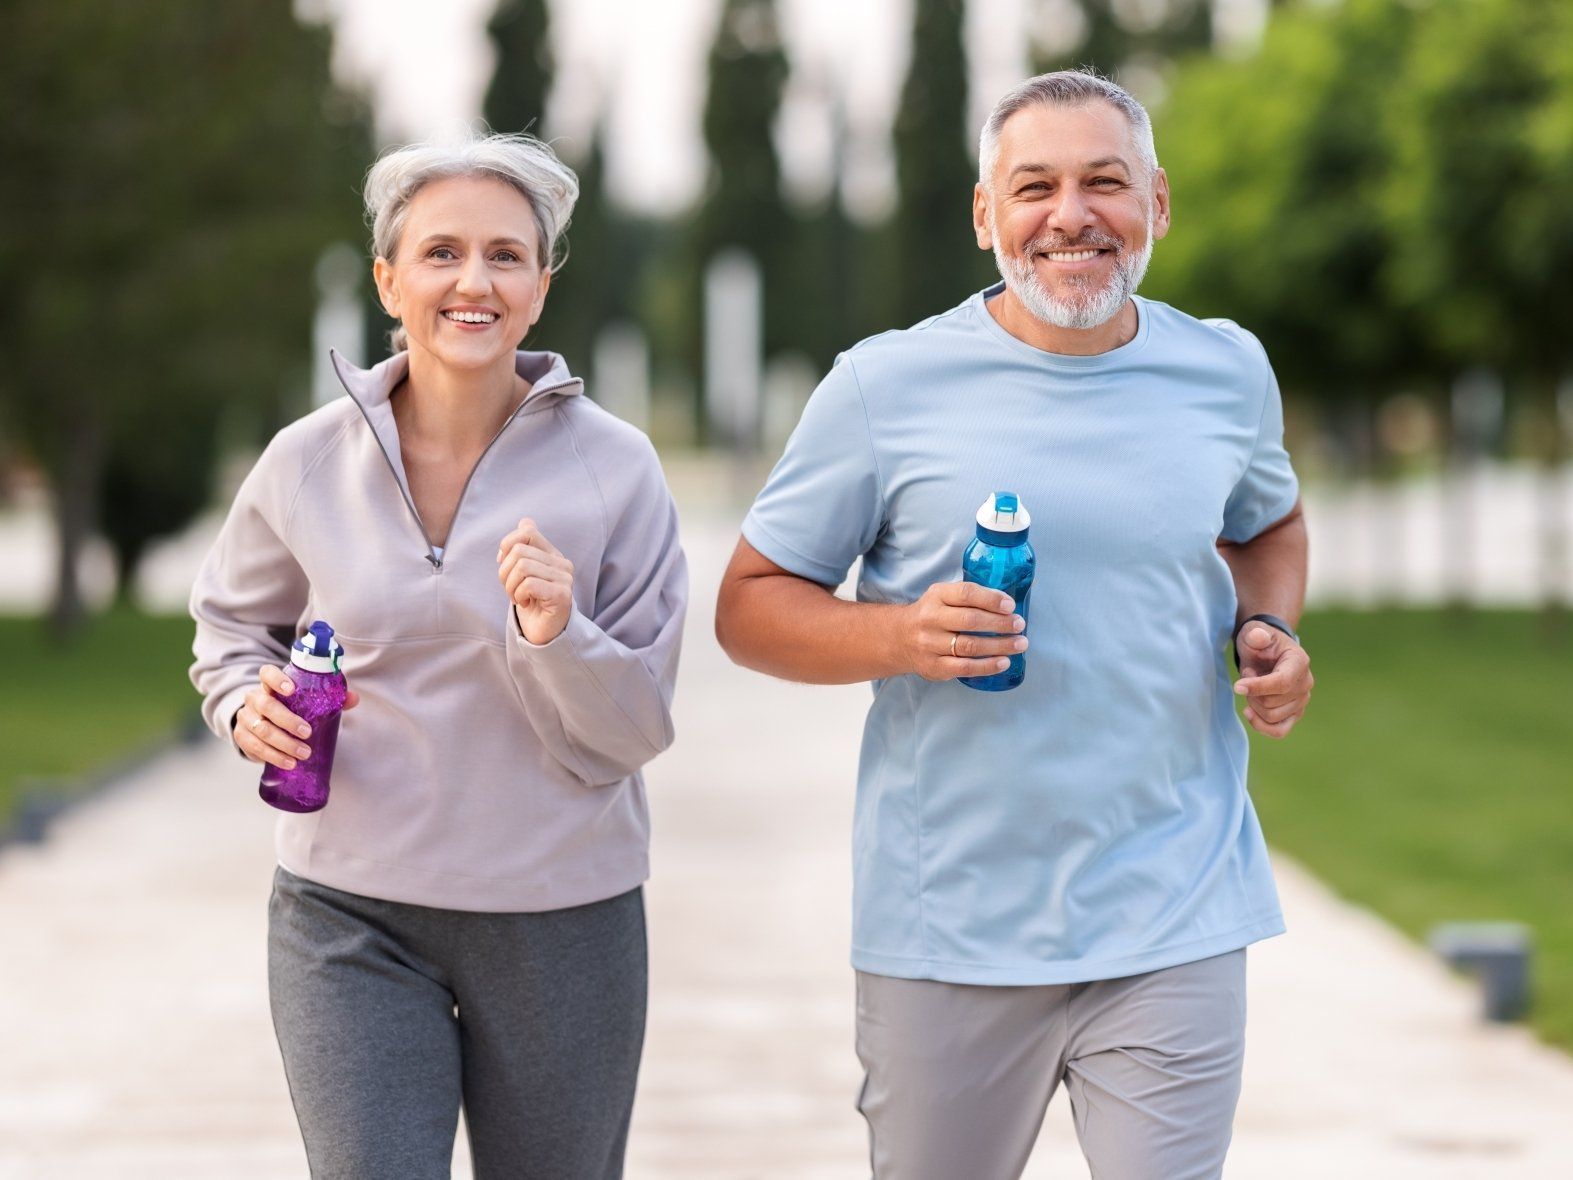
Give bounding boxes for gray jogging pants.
[855,949,1248,1180]
[267,867,646,1180]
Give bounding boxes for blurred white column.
[762,352,817,461]
[591,320,652,432]
[704,248,762,454]
[312,243,366,408]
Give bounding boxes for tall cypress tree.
[698,0,793,357]
[483,0,551,135]
[892,0,994,328]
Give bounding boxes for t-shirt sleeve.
[742,354,884,586]
[1221,349,1299,543]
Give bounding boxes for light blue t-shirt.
[742,285,1300,985]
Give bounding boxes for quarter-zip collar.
[329,348,585,568]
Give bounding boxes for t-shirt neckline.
[970,281,1152,369]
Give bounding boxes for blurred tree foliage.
[0,0,367,634]
[697,0,799,368]
[1032,0,1211,79]
[892,0,995,328]
[482,0,631,380]
[1148,0,1430,418]
[482,0,551,138]
[1147,0,1573,615]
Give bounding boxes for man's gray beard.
[991,220,1154,331]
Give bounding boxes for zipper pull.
[425,553,443,570]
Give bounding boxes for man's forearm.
[1218,503,1308,629]
[716,573,911,684]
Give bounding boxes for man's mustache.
[1024,230,1125,255]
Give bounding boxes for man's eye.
[1090,178,1122,188]
[1020,182,1050,194]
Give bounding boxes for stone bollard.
[1429,922,1532,1022]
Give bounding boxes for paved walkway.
[5,499,1573,1178]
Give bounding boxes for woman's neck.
[394,346,530,460]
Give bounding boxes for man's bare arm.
[1216,498,1313,738]
[1216,498,1308,630]
[714,537,1026,684]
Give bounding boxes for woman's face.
[374,174,550,371]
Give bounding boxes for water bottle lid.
[290,620,343,674]
[976,491,1030,532]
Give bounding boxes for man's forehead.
[994,101,1138,173]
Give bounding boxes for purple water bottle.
[259,620,348,813]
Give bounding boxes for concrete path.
[4,501,1573,1178]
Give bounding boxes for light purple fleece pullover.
[189,349,687,912]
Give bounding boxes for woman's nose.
[455,254,491,296]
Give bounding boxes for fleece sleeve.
[187,434,310,757]
[503,430,688,787]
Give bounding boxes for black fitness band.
[1232,613,1298,671]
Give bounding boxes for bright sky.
[321,0,1264,217]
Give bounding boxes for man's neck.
[986,287,1139,356]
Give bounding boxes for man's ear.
[1150,167,1172,242]
[973,183,993,251]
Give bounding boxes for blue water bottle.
[960,492,1035,692]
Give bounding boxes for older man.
[716,71,1312,1179]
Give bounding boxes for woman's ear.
[528,267,552,329]
[372,256,400,319]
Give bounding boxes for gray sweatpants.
[267,867,646,1180]
[855,949,1247,1180]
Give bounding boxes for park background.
[1,0,1571,1175]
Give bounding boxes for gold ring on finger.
[949,633,959,658]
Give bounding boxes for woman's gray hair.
[364,132,579,352]
[978,71,1158,186]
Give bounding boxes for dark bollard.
[13,785,71,843]
[1429,922,1533,1022]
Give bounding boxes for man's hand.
[902,582,1026,682]
[497,517,575,646]
[1233,623,1313,739]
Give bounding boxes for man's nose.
[1045,185,1096,238]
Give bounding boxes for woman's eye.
[493,250,520,263]
[429,246,457,260]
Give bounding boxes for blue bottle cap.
[290,620,343,673]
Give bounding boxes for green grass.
[1247,609,1573,1049]
[0,606,201,825]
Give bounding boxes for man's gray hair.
[979,71,1158,186]
[364,132,579,352]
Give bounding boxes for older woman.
[189,133,686,1179]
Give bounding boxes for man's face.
[974,100,1170,331]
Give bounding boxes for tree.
[1148,0,1430,411]
[891,0,995,328]
[1032,0,1211,79]
[0,1,367,633]
[696,0,797,359]
[483,0,552,137]
[1382,0,1573,624]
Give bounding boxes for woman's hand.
[235,665,361,769]
[497,517,575,645]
